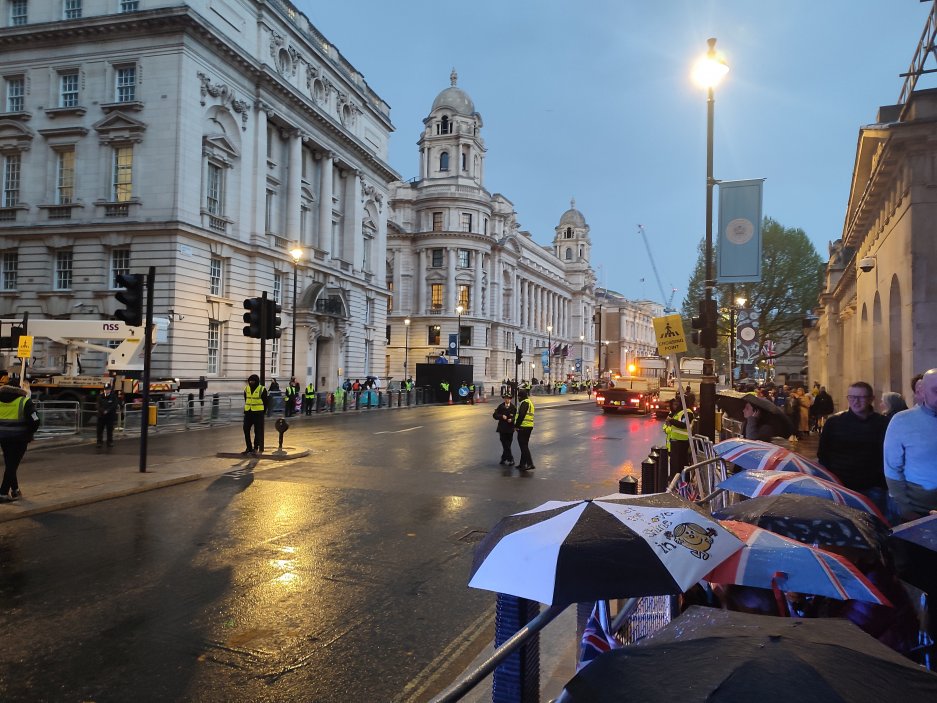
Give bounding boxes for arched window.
[439,151,449,171]
[565,248,572,260]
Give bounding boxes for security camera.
[858,257,875,273]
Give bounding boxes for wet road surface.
[0,400,662,702]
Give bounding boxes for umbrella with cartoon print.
[468,492,743,605]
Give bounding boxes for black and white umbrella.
[468,492,743,605]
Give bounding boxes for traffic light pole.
[699,83,717,441]
[260,291,268,388]
[139,266,155,473]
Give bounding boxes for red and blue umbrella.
[718,470,888,524]
[714,438,842,483]
[706,521,891,605]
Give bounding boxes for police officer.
[96,384,120,448]
[243,374,268,455]
[515,388,536,470]
[493,393,516,465]
[664,398,694,478]
[0,377,40,502]
[284,381,296,417]
[303,381,316,415]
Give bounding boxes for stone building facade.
[593,289,662,377]
[386,73,597,387]
[805,88,937,403]
[0,0,394,391]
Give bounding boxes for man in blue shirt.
[884,368,937,521]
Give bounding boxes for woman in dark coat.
[742,401,776,442]
[492,393,516,465]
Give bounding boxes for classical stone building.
[0,0,394,391]
[386,73,597,387]
[805,87,937,402]
[593,289,662,377]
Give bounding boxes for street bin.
[148,405,157,426]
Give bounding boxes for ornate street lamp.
[289,244,303,379]
[455,304,464,361]
[579,334,585,383]
[547,324,553,389]
[404,317,411,375]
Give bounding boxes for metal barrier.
[35,400,81,436]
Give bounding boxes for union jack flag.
[577,602,620,671]
[713,439,841,483]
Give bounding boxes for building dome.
[431,69,475,115]
[559,198,586,228]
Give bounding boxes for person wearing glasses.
[817,381,889,513]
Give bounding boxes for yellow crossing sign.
[16,334,33,359]
[653,315,687,355]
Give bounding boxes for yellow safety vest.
[441,382,450,392]
[665,409,692,444]
[0,396,27,425]
[244,385,265,412]
[515,399,535,428]
[304,384,316,398]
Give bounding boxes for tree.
[680,217,824,377]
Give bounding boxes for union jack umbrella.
[706,521,891,605]
[714,438,842,484]
[718,470,888,525]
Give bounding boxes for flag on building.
[562,344,569,357]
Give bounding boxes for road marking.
[373,426,423,434]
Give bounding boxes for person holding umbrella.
[492,392,516,465]
[742,400,775,442]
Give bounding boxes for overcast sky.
[296,1,933,308]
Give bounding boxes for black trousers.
[96,416,115,444]
[243,411,264,452]
[303,396,314,414]
[669,439,690,478]
[0,438,28,494]
[516,428,533,468]
[498,431,515,462]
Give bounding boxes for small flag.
[562,344,569,357]
[578,603,620,671]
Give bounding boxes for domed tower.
[553,198,591,263]
[418,69,486,185]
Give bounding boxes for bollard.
[618,475,638,495]
[493,594,540,703]
[187,393,195,422]
[211,393,219,419]
[640,455,657,494]
[654,445,669,491]
[343,392,348,412]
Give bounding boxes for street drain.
[593,436,623,440]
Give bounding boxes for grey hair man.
[884,369,937,521]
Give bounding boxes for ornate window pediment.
[93,111,146,144]
[0,120,34,153]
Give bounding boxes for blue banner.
[717,179,764,283]
[447,333,458,355]
[541,349,550,373]
[575,358,582,372]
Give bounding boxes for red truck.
[599,377,655,415]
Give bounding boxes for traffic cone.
[448,391,453,405]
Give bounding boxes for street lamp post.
[547,324,553,390]
[455,304,464,362]
[579,334,584,384]
[289,245,303,380]
[404,317,411,376]
[694,37,729,440]
[730,293,746,385]
[602,339,609,376]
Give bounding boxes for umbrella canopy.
[468,492,743,605]
[718,470,887,524]
[888,513,937,594]
[563,607,937,702]
[716,391,794,438]
[706,521,891,605]
[713,494,890,559]
[714,438,842,483]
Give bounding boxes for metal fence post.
[493,594,540,703]
[654,445,669,493]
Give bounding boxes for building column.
[343,170,361,265]
[447,248,457,313]
[418,249,427,313]
[318,151,333,254]
[253,103,269,242]
[287,130,302,243]
[473,250,483,315]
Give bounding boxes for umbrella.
[718,470,888,524]
[706,521,891,605]
[713,494,890,559]
[716,391,794,438]
[563,607,937,702]
[714,438,842,483]
[888,513,937,593]
[468,492,743,605]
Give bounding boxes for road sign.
[653,315,687,355]
[16,334,33,359]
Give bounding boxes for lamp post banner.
[736,308,760,364]
[541,349,550,374]
[717,179,764,283]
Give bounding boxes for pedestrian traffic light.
[243,297,263,338]
[114,273,145,327]
[265,298,282,339]
[515,346,523,366]
[691,299,718,349]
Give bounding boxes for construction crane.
[637,224,677,313]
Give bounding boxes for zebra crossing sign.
[653,315,687,355]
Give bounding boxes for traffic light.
[515,346,523,366]
[115,273,145,327]
[243,297,263,338]
[690,299,719,349]
[265,298,282,339]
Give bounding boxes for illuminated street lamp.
[693,37,728,440]
[530,361,535,382]
[579,334,584,383]
[729,295,746,384]
[404,317,411,375]
[289,244,303,379]
[547,324,553,389]
[455,304,464,361]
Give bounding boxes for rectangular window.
[55,250,73,290]
[112,146,132,201]
[430,283,443,310]
[268,337,279,376]
[2,153,20,207]
[10,0,26,26]
[209,257,223,296]
[432,212,443,231]
[461,213,472,232]
[59,71,78,108]
[1,252,17,290]
[119,0,139,12]
[56,148,75,205]
[264,190,273,232]
[64,0,81,19]
[457,249,471,268]
[430,248,443,267]
[273,272,283,305]
[206,162,224,215]
[115,65,135,102]
[365,298,373,325]
[5,77,24,112]
[428,325,440,345]
[207,321,220,375]
[110,248,130,288]
[458,284,471,311]
[459,324,472,347]
[362,236,372,273]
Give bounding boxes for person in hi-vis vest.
[514,389,536,471]
[243,374,268,455]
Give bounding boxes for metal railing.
[34,400,81,436]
